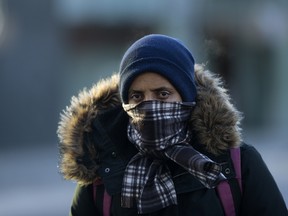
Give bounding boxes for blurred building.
[0,0,287,148]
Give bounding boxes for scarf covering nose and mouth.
[121,101,225,214]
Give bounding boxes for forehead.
[129,72,174,90]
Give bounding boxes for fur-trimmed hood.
[57,64,242,185]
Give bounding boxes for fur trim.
[57,74,121,185]
[57,65,242,184]
[191,64,242,155]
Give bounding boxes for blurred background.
[0,0,287,215]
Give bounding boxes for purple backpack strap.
[93,179,112,216]
[216,147,242,216]
[230,148,242,193]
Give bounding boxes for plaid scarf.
[121,101,225,214]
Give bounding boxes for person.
[57,34,287,216]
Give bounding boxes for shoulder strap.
[93,179,112,216]
[230,148,242,192]
[216,147,242,216]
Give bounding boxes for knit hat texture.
[119,34,197,103]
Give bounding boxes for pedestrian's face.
[128,72,182,104]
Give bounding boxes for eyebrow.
[151,87,174,92]
[129,86,174,93]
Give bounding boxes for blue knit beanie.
[119,34,197,103]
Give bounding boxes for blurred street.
[0,133,287,216]
[0,146,75,216]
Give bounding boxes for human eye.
[129,92,143,103]
[158,90,171,99]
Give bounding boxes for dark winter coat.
[58,65,287,215]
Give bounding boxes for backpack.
[93,148,242,216]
